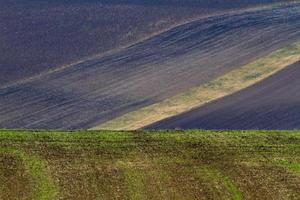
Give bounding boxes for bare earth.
[147,61,300,130]
[1,4,300,129]
[2,0,284,86]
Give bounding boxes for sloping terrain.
[0,129,300,199]
[1,3,300,129]
[96,43,300,130]
[0,0,198,86]
[147,61,300,130]
[1,0,285,86]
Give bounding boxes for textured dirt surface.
[1,4,300,129]
[0,1,197,85]
[0,130,300,199]
[147,61,300,130]
[1,0,285,86]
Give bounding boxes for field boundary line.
[0,2,290,91]
[91,42,300,130]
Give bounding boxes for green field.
[0,130,299,199]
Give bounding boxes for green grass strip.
[124,169,148,200]
[279,160,300,175]
[0,148,58,200]
[121,165,189,199]
[92,42,300,130]
[195,166,242,200]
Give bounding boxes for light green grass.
[0,129,300,199]
[0,148,58,200]
[195,166,242,200]
[93,42,300,130]
[124,169,147,200]
[279,160,300,175]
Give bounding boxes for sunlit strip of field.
[93,42,300,130]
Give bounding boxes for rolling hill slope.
[1,0,286,86]
[96,42,300,130]
[0,0,199,86]
[1,3,300,129]
[147,61,300,130]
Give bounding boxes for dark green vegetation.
[0,129,299,199]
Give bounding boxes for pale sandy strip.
[91,42,300,130]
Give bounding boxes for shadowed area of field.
[0,129,300,199]
[1,4,300,129]
[147,61,300,130]
[36,0,288,6]
[2,0,285,86]
[0,1,197,85]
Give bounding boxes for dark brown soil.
[0,153,32,200]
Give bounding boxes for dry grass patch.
[93,42,300,130]
[0,130,300,199]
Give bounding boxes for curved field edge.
[92,42,300,130]
[0,148,58,200]
[0,129,299,199]
[0,1,291,88]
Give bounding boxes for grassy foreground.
[94,42,300,130]
[0,130,299,199]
